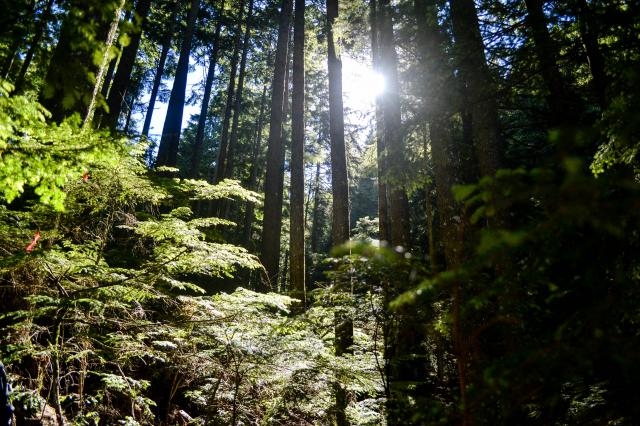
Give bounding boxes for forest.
[0,0,639,424]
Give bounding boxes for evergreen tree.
[142,2,180,138]
[260,0,293,288]
[156,0,200,167]
[190,0,225,178]
[289,0,305,305]
[103,0,152,130]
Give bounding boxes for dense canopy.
[1,0,639,424]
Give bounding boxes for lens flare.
[342,56,385,112]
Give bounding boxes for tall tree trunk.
[369,0,390,244]
[155,0,201,167]
[221,0,255,220]
[422,126,439,274]
[104,0,152,130]
[2,2,39,79]
[310,162,322,253]
[416,0,469,423]
[327,0,350,246]
[123,91,137,133]
[101,56,119,99]
[289,0,306,306]
[370,0,394,410]
[225,0,255,180]
[450,0,502,177]
[378,0,410,248]
[576,0,607,108]
[101,8,133,102]
[190,2,225,178]
[0,0,35,80]
[429,118,464,267]
[414,120,440,274]
[280,249,290,292]
[415,0,463,253]
[327,0,352,423]
[1,39,20,79]
[40,0,121,122]
[278,31,293,236]
[304,159,316,226]
[142,3,180,138]
[213,0,247,183]
[243,84,268,249]
[84,0,127,128]
[377,1,425,421]
[425,183,438,273]
[524,0,579,124]
[14,0,56,92]
[260,0,293,289]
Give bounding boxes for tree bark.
[310,162,322,253]
[575,0,607,109]
[101,56,119,99]
[414,0,462,253]
[84,0,127,128]
[40,1,120,122]
[277,32,293,243]
[289,0,306,306]
[225,0,255,180]
[190,1,225,178]
[327,0,352,423]
[213,0,247,183]
[280,249,289,292]
[524,0,579,124]
[327,0,350,246]
[378,0,410,248]
[14,0,56,92]
[101,7,133,103]
[142,3,180,138]
[242,84,268,249]
[1,39,20,79]
[155,0,200,167]
[0,1,36,80]
[260,0,293,289]
[104,0,152,130]
[425,182,438,273]
[416,0,469,423]
[123,91,137,133]
[369,0,390,245]
[450,0,502,177]
[304,161,315,226]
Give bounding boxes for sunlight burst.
[342,56,385,112]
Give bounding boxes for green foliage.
[351,216,379,242]
[395,148,640,423]
[0,84,383,425]
[3,0,638,423]
[0,80,122,210]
